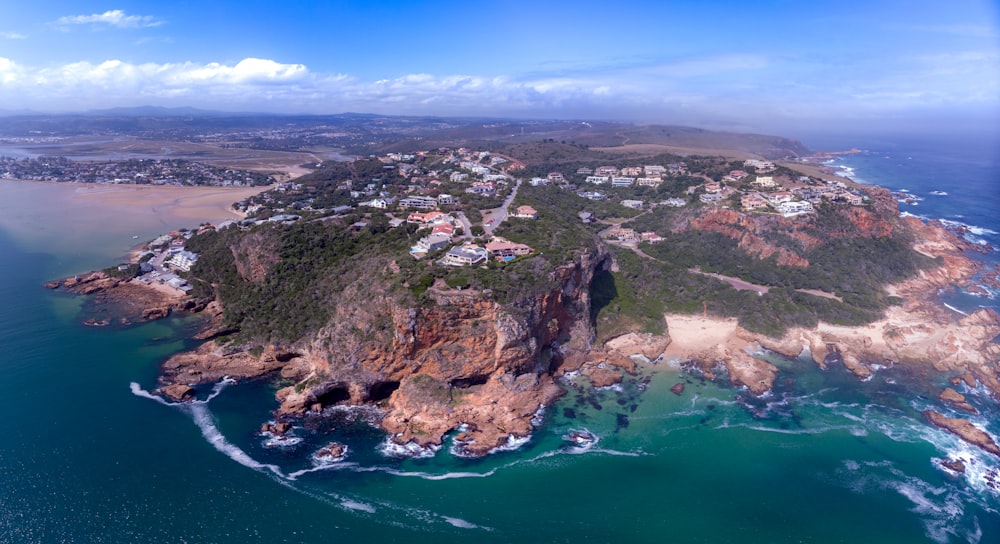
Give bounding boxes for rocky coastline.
[57,213,1000,459]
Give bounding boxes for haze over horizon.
[1,1,998,140]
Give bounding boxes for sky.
[0,1,998,138]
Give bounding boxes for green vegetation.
[185,219,415,344]
[178,141,932,347]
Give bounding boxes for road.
[454,211,473,240]
[482,178,521,236]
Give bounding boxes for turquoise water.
[1,135,999,543]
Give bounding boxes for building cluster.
[0,156,272,186]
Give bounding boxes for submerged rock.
[670,383,685,396]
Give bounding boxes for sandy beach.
[661,313,744,358]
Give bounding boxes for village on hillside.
[118,146,872,292]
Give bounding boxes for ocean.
[0,133,997,543]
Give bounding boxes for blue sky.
[0,1,998,136]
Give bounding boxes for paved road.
[483,178,521,236]
[454,211,473,240]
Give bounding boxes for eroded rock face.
[160,248,609,455]
[924,410,1000,457]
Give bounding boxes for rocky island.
[56,136,1000,459]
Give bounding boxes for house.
[611,177,635,187]
[586,176,610,185]
[166,276,191,292]
[605,227,639,242]
[431,223,456,236]
[765,191,794,205]
[640,232,665,243]
[700,193,724,204]
[776,201,815,217]
[741,193,769,210]
[663,197,687,207]
[512,205,538,219]
[440,245,489,267]
[744,159,776,171]
[637,177,661,187]
[400,196,439,209]
[704,181,722,193]
[667,162,688,174]
[450,172,469,182]
[407,211,447,224]
[547,172,565,183]
[644,165,666,176]
[437,194,456,205]
[578,191,605,201]
[412,233,452,256]
[752,176,776,188]
[621,166,643,176]
[576,167,594,175]
[465,184,495,195]
[168,250,199,272]
[843,193,864,205]
[484,239,534,261]
[620,199,644,209]
[578,211,594,223]
[361,198,389,209]
[595,166,618,176]
[529,177,548,186]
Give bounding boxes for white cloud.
[0,53,996,129]
[1,31,27,40]
[54,9,164,30]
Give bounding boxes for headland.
[49,135,1000,462]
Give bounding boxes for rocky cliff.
[160,246,610,456]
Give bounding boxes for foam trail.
[129,382,175,406]
[188,403,285,478]
[943,303,969,316]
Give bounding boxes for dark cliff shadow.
[589,268,619,327]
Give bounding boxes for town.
[0,156,273,186]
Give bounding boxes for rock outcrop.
[722,346,778,396]
[939,388,978,414]
[160,247,609,455]
[54,271,196,323]
[924,410,1000,457]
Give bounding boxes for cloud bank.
[0,53,996,132]
[53,9,164,30]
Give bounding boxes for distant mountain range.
[0,108,811,159]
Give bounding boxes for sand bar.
[0,180,269,272]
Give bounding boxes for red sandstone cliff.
[160,247,609,456]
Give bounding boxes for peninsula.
[48,126,1000,459]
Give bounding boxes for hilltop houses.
[484,239,534,261]
[440,245,489,267]
[512,205,538,219]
